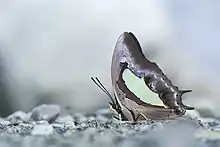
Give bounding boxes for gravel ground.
[0,105,220,147]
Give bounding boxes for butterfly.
[91,32,194,121]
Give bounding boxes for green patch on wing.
[122,69,164,106]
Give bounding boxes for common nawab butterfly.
[91,32,194,121]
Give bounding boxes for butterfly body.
[92,32,194,121]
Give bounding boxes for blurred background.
[0,0,219,118]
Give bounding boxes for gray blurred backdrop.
[0,0,219,118]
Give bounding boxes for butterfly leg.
[133,113,141,122]
[118,114,122,123]
[139,112,148,120]
[129,109,142,122]
[133,112,148,122]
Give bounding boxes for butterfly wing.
[115,71,184,120]
[111,32,190,120]
[111,32,162,81]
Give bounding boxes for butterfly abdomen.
[144,71,194,115]
[145,73,179,105]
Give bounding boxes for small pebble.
[56,115,74,123]
[31,124,54,136]
[6,111,28,123]
[30,104,60,123]
[0,120,11,126]
[73,113,88,123]
[55,116,75,129]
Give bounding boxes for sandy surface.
[0,104,219,147]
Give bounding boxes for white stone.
[31,124,54,136]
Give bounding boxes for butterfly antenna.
[91,77,115,105]
[113,93,120,109]
[95,77,117,106]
